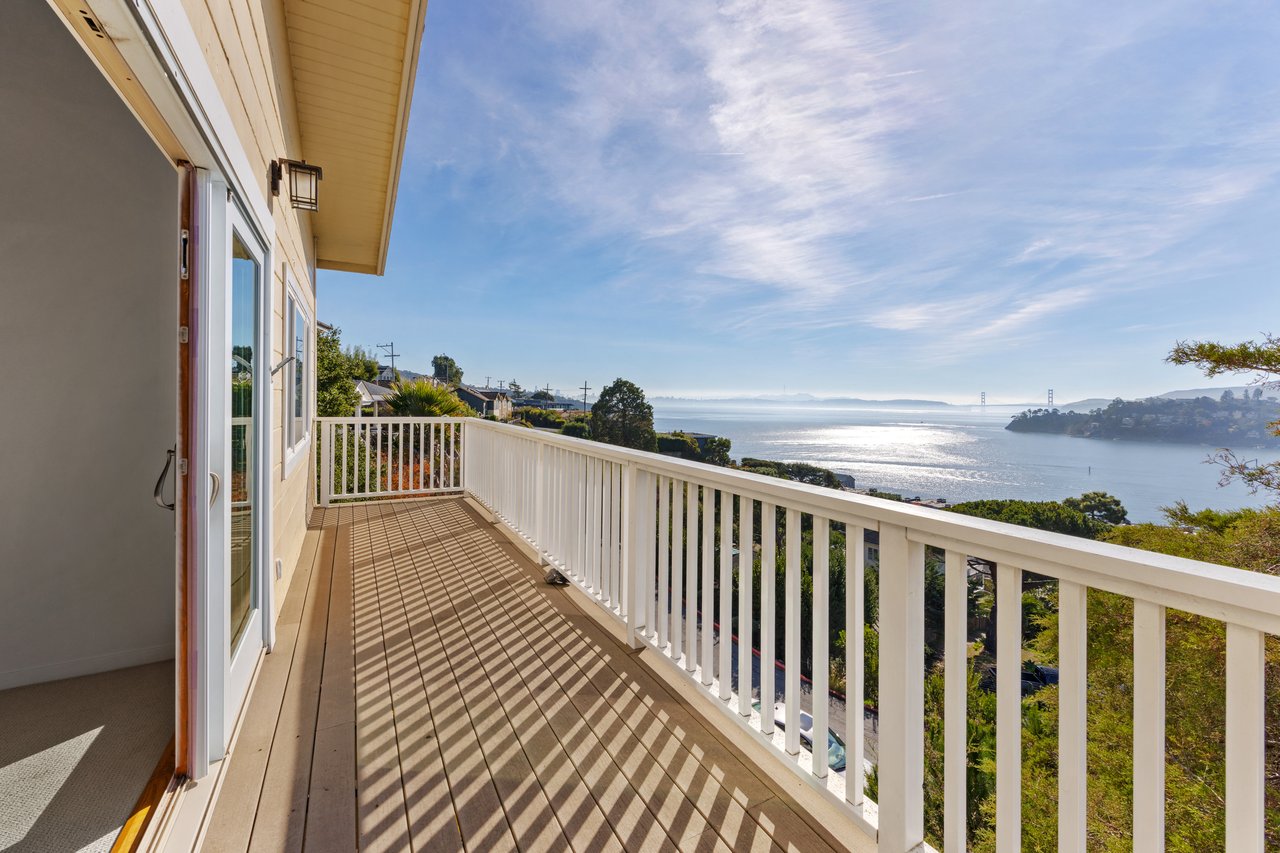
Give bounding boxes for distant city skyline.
[320,0,1280,405]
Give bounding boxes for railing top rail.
[317,416,470,424]
[462,418,1280,631]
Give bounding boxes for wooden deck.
[202,498,845,853]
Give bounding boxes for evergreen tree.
[591,378,657,451]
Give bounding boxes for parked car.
[1021,662,1059,695]
[977,662,1061,696]
[754,702,847,772]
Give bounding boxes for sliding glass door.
[222,207,266,735]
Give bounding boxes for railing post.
[622,463,641,648]
[319,421,331,508]
[458,418,467,494]
[534,442,545,563]
[876,523,924,851]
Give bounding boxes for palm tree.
[387,378,474,417]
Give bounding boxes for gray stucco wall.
[0,0,178,688]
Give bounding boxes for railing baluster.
[719,491,733,701]
[760,502,776,734]
[671,480,684,663]
[612,462,622,608]
[995,561,1022,853]
[320,422,331,505]
[623,464,639,646]
[877,524,924,851]
[701,486,714,686]
[812,515,829,778]
[1225,622,1265,852]
[846,524,864,806]
[340,423,348,496]
[944,549,968,848]
[685,481,698,673]
[1059,579,1088,853]
[658,475,670,649]
[738,495,753,717]
[784,507,801,755]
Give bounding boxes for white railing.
[317,417,465,504]
[324,417,1280,851]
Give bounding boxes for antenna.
[580,381,591,412]
[376,342,399,379]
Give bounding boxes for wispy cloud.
[385,0,1280,393]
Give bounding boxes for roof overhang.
[285,0,427,276]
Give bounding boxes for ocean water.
[652,400,1278,523]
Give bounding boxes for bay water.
[652,400,1278,523]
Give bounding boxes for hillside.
[1007,394,1280,446]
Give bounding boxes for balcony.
[206,417,1279,851]
[202,496,847,852]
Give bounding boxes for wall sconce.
[271,159,323,211]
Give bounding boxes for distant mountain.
[652,395,952,407]
[1057,386,1264,411]
[1156,386,1256,400]
[1055,398,1114,411]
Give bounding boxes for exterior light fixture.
[270,159,323,211]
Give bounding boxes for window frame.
[281,268,312,479]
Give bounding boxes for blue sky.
[319,0,1280,404]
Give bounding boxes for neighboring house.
[354,379,396,416]
[456,385,514,420]
[375,364,398,384]
[0,0,426,848]
[679,431,723,454]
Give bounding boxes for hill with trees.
[1007,391,1280,446]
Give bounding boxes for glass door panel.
[229,233,257,652]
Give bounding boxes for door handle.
[154,448,176,511]
[210,472,221,507]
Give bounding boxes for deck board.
[203,498,846,852]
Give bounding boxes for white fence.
[317,417,465,504]
[324,416,1280,851]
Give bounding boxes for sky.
[319,0,1280,404]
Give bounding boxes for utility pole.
[485,375,491,389]
[376,342,399,379]
[580,381,591,412]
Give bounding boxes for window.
[283,276,311,475]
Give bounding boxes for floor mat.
[0,661,173,853]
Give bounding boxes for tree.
[1169,334,1280,496]
[431,354,463,386]
[1063,491,1129,525]
[346,345,380,381]
[561,420,591,439]
[387,378,474,417]
[591,378,657,451]
[317,326,361,416]
[532,389,554,402]
[507,379,525,397]
[701,436,733,467]
[948,499,1104,539]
